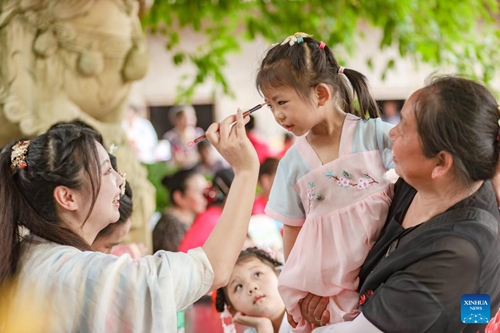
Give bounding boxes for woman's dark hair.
[414,75,500,184]
[0,123,103,286]
[94,154,134,240]
[256,34,379,119]
[215,247,283,312]
[161,168,200,206]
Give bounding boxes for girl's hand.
[233,312,274,333]
[205,110,259,175]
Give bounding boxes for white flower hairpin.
[273,32,313,47]
[108,143,118,155]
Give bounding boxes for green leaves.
[142,0,500,100]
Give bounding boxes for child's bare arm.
[283,225,301,261]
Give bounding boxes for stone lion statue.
[0,0,155,250]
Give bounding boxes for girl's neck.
[308,105,346,138]
[271,310,285,333]
[306,109,346,165]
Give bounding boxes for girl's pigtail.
[341,68,380,119]
[215,287,228,312]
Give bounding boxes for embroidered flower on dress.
[359,290,374,306]
[307,182,316,213]
[337,177,350,188]
[327,170,379,190]
[357,178,369,190]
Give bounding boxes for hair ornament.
[280,32,313,46]
[261,246,276,260]
[11,140,30,170]
[119,172,127,197]
[220,305,236,333]
[338,66,345,74]
[108,143,118,155]
[319,41,326,49]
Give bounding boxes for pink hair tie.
[319,41,326,50]
[338,66,345,74]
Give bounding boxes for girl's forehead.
[263,86,295,99]
[235,256,275,272]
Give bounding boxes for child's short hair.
[215,247,283,312]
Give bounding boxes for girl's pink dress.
[265,114,394,332]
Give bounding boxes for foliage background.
[140,1,500,213]
[141,0,500,100]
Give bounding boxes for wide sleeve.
[362,236,480,333]
[21,244,214,332]
[265,159,305,227]
[375,118,394,170]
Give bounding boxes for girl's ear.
[315,83,333,107]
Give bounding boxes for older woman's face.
[389,90,436,186]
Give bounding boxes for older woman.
[301,76,500,333]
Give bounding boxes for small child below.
[215,247,291,333]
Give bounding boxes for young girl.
[215,247,291,333]
[257,33,394,332]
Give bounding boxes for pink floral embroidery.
[337,177,349,188]
[307,183,315,213]
[357,178,369,190]
[326,170,378,190]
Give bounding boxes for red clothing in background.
[248,132,275,164]
[178,206,223,253]
[252,195,267,215]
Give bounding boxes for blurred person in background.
[278,133,295,158]
[193,139,228,178]
[380,100,401,125]
[152,168,208,252]
[163,105,204,169]
[122,104,159,164]
[246,115,277,164]
[178,168,235,253]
